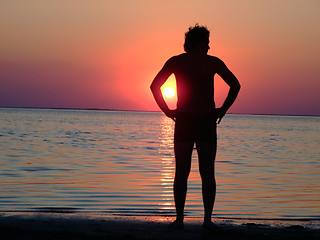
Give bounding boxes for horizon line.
[1,106,319,117]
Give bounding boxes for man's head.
[184,24,210,54]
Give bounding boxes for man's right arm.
[215,58,241,123]
[150,58,176,120]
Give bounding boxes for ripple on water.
[0,109,319,220]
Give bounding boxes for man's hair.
[184,24,210,53]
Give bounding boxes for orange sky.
[1,0,319,115]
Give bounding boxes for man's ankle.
[176,215,184,223]
[203,216,211,223]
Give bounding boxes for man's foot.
[202,221,221,231]
[168,220,184,230]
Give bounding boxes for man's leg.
[173,141,194,223]
[196,141,217,224]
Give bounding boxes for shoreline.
[0,212,319,240]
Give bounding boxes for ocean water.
[0,108,319,220]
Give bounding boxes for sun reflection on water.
[1,109,319,219]
[158,116,175,213]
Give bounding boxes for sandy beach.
[0,212,319,240]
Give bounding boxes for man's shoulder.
[164,53,186,67]
[165,54,224,67]
[206,55,222,62]
[168,53,187,61]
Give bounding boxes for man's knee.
[199,168,215,181]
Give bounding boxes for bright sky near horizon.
[1,0,319,115]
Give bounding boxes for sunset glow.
[159,75,177,109]
[0,1,319,115]
[162,87,175,98]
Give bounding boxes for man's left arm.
[216,59,241,123]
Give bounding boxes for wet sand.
[0,213,319,240]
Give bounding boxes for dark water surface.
[0,108,319,220]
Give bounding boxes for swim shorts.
[174,112,217,143]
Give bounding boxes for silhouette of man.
[150,24,240,230]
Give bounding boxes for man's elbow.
[236,81,241,91]
[150,82,156,91]
[150,82,159,94]
[231,81,241,92]
[150,81,155,90]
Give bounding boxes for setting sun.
[162,87,175,98]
